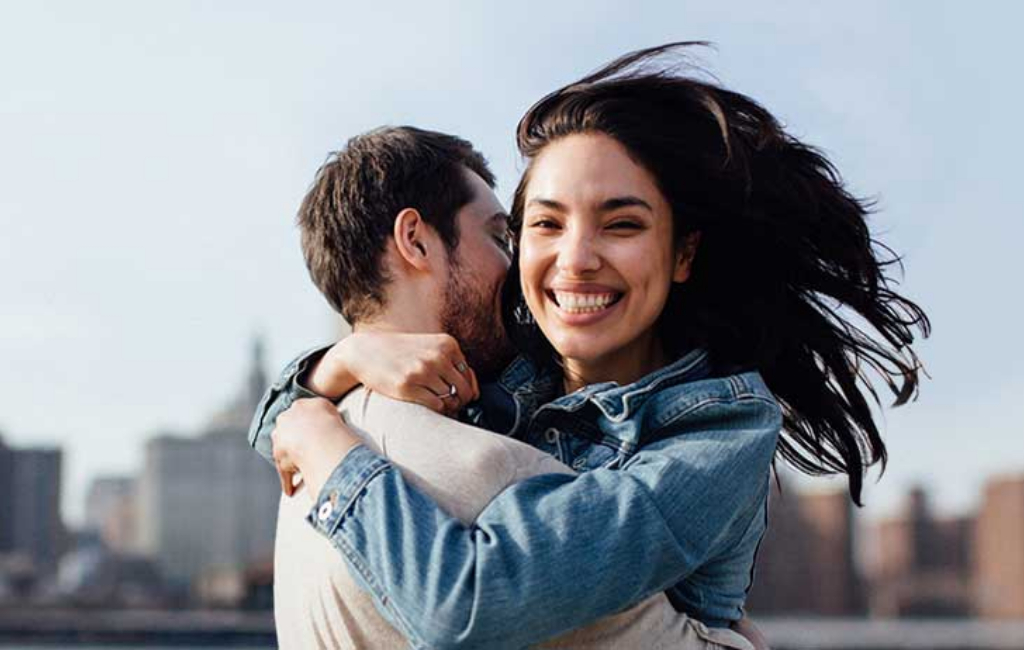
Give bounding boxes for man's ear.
[672,231,702,283]
[392,208,434,271]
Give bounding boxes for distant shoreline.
[0,609,275,646]
[1,610,1023,649]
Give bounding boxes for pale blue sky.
[1,1,1020,523]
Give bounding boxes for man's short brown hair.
[298,126,495,323]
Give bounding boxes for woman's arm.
[275,392,781,650]
[247,333,479,480]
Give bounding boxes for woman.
[267,43,928,648]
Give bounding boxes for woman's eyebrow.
[599,196,653,213]
[526,197,565,211]
[526,196,653,213]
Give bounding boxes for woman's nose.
[556,229,601,275]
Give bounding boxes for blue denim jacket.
[248,347,781,650]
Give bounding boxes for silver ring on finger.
[439,383,458,400]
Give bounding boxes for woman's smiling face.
[519,133,696,386]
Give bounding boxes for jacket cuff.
[306,444,392,538]
[247,344,332,454]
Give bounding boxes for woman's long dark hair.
[503,42,930,505]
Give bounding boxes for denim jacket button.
[317,501,333,522]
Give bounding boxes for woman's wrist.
[301,435,361,498]
[305,340,359,399]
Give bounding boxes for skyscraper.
[974,474,1024,619]
[137,338,280,588]
[84,476,139,555]
[866,487,974,617]
[0,436,64,574]
[747,476,864,616]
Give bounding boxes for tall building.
[84,476,139,555]
[137,338,280,588]
[747,476,864,616]
[866,486,974,617]
[0,436,65,573]
[974,474,1024,619]
[0,436,14,554]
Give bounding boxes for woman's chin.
[550,339,615,370]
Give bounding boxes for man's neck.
[353,312,441,336]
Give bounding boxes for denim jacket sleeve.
[246,344,333,465]
[305,391,782,650]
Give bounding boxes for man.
[250,126,765,649]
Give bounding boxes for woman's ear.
[672,231,702,283]
[392,208,433,271]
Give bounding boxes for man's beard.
[439,258,516,378]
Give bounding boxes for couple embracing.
[248,43,928,650]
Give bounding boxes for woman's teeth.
[553,291,619,313]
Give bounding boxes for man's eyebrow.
[526,196,653,213]
[488,212,511,225]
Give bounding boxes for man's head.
[298,126,515,373]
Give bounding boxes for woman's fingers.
[439,362,474,408]
[402,385,449,414]
[467,367,480,402]
[276,458,302,497]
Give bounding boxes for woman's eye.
[607,220,642,230]
[528,218,560,229]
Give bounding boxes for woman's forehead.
[525,133,664,207]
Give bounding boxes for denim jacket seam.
[249,345,331,449]
[274,344,329,389]
[247,388,275,448]
[653,392,778,434]
[325,526,427,649]
[564,423,636,456]
[327,461,392,538]
[740,485,771,598]
[591,350,709,422]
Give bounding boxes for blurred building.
[0,436,14,554]
[85,476,139,554]
[137,339,280,591]
[0,435,65,575]
[56,532,168,608]
[866,486,974,617]
[974,474,1024,619]
[747,476,864,616]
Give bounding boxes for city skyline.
[2,2,1023,525]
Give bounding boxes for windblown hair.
[505,43,930,505]
[298,126,494,323]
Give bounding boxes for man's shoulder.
[342,388,571,481]
[340,388,455,430]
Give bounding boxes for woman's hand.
[272,397,362,497]
[310,332,480,415]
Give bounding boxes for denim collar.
[499,348,712,424]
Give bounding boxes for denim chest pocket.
[561,436,627,472]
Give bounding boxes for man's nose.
[556,228,601,275]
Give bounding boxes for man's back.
[273,388,753,649]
